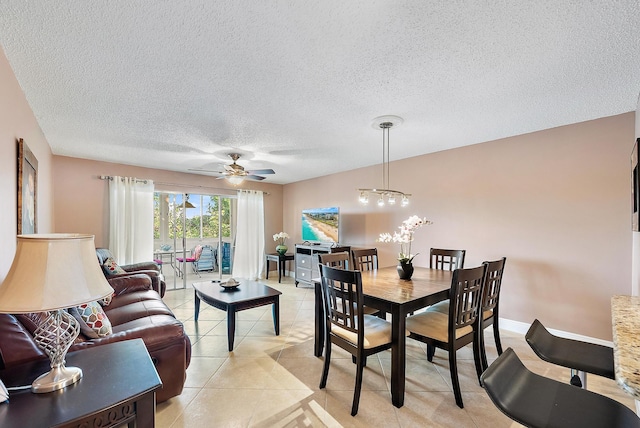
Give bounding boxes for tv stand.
[294,243,332,287]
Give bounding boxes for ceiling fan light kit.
[358,115,411,207]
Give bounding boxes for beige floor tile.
[169,388,263,427]
[155,387,199,427]
[204,357,278,389]
[395,391,479,427]
[249,389,326,427]
[184,356,226,388]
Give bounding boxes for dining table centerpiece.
[273,232,290,255]
[378,215,432,279]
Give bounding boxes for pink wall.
[52,156,284,250]
[284,113,635,340]
[0,47,54,281]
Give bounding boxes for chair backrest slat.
[450,265,486,332]
[319,252,350,270]
[319,264,364,337]
[482,257,506,312]
[351,248,378,271]
[430,248,466,271]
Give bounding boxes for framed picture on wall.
[17,138,38,235]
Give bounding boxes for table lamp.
[0,234,113,393]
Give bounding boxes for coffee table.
[193,280,282,351]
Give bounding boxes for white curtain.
[108,176,154,264]
[232,190,265,280]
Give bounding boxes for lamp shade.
[0,234,113,313]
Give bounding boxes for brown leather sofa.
[96,248,167,297]
[0,273,190,402]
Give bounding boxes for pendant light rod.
[358,115,410,207]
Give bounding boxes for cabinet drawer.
[296,267,311,281]
[297,254,312,267]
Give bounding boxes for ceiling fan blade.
[245,175,267,181]
[246,169,275,175]
[188,168,225,174]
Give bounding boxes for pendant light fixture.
[358,115,410,207]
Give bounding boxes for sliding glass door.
[154,191,236,290]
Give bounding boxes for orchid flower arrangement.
[378,215,432,263]
[273,232,290,245]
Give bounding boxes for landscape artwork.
[301,207,339,243]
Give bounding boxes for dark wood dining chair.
[318,264,393,416]
[481,348,640,428]
[331,245,352,267]
[318,252,379,317]
[351,248,378,271]
[406,264,487,408]
[429,248,466,271]
[478,257,507,371]
[319,251,351,270]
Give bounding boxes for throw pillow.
[102,257,126,276]
[99,291,115,307]
[69,301,113,338]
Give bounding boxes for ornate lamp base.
[32,309,82,393]
[32,365,83,393]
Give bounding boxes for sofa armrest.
[107,269,164,297]
[107,273,153,296]
[122,262,161,273]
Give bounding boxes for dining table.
[313,266,453,408]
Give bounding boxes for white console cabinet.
[294,243,332,287]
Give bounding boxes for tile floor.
[156,274,635,427]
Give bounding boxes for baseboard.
[499,318,613,348]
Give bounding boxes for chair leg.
[449,349,464,409]
[479,328,489,372]
[427,344,436,362]
[351,355,366,367]
[319,340,332,389]
[351,355,365,416]
[473,333,485,385]
[493,320,503,355]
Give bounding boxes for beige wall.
[52,156,284,251]
[0,47,54,282]
[284,113,635,341]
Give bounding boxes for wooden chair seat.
[331,314,393,349]
[406,310,473,342]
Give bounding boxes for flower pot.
[276,245,288,255]
[397,261,414,280]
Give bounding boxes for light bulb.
[388,194,396,205]
[377,196,385,207]
[401,195,409,207]
[359,191,369,204]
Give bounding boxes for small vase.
[397,261,414,280]
[276,244,288,255]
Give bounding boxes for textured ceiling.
[1,1,639,185]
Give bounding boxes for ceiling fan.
[190,153,275,184]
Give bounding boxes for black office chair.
[481,348,640,428]
[525,319,614,389]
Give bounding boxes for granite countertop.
[611,295,640,400]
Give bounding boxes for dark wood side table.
[265,253,294,283]
[0,339,161,428]
[194,280,282,351]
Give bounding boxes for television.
[301,207,339,243]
